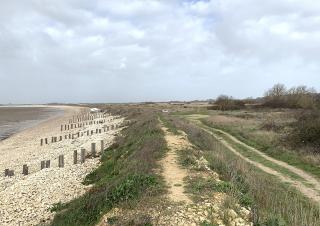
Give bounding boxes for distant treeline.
[210,83,319,111]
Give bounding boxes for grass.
[198,116,320,180]
[50,110,167,226]
[203,126,307,183]
[164,114,320,226]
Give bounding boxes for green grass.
[50,111,166,226]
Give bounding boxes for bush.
[214,95,245,111]
[288,110,320,150]
[263,84,318,109]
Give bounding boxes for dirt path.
[213,126,320,190]
[191,119,320,203]
[160,126,192,204]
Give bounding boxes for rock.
[225,209,238,220]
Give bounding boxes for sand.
[0,105,124,225]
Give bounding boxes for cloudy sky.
[0,0,319,103]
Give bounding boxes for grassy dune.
[50,110,166,226]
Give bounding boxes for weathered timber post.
[8,170,14,177]
[45,160,50,168]
[41,161,46,170]
[45,138,48,144]
[22,164,28,175]
[100,140,104,152]
[91,143,96,157]
[73,150,78,164]
[61,125,63,131]
[40,139,43,146]
[81,149,86,163]
[96,128,98,133]
[91,130,93,135]
[60,136,62,141]
[4,169,9,177]
[58,155,64,168]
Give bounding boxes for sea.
[0,106,63,141]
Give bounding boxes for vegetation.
[164,114,320,226]
[50,109,166,226]
[264,84,318,109]
[288,110,320,150]
[210,95,245,111]
[198,111,320,179]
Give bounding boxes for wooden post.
[41,161,46,170]
[81,149,86,163]
[45,138,48,144]
[22,164,28,175]
[4,169,9,177]
[73,150,78,164]
[91,130,93,135]
[100,140,104,152]
[60,136,62,141]
[8,170,14,177]
[40,139,43,146]
[91,143,96,157]
[46,160,50,168]
[58,155,64,168]
[61,125,63,131]
[96,128,98,133]
[99,129,101,133]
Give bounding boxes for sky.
[0,0,319,104]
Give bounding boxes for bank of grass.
[50,110,166,226]
[164,114,320,226]
[199,117,320,180]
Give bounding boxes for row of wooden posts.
[68,113,107,124]
[4,141,104,177]
[61,119,108,131]
[41,124,119,146]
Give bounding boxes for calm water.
[0,106,63,141]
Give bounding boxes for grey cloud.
[0,0,319,104]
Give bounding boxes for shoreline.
[0,105,124,225]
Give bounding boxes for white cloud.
[0,0,319,103]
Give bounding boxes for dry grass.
[164,113,320,226]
